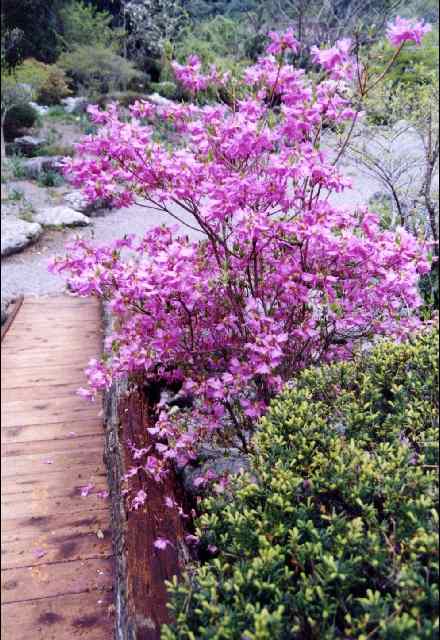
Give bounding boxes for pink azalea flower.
[80,483,94,497]
[387,16,432,47]
[154,537,173,551]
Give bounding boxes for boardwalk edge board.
[102,303,189,640]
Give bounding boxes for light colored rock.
[21,156,65,180]
[146,92,175,107]
[181,447,251,497]
[63,191,107,216]
[33,206,91,228]
[61,96,89,114]
[1,217,43,257]
[29,102,49,116]
[12,136,48,157]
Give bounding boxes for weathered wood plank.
[1,296,114,638]
[1,367,90,390]
[1,420,103,444]
[111,390,189,640]
[2,527,112,570]
[1,510,110,542]
[1,591,114,640]
[1,557,113,603]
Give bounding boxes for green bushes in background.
[3,102,38,141]
[163,329,439,640]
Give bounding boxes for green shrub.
[59,44,141,97]
[37,144,74,157]
[4,102,38,141]
[150,81,182,101]
[96,91,148,109]
[163,330,439,640]
[37,169,64,187]
[36,66,71,106]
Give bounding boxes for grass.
[37,170,65,188]
[8,188,25,202]
[6,155,27,179]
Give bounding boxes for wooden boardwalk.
[1,297,114,639]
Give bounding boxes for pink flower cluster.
[387,16,432,47]
[172,55,230,94]
[51,30,431,490]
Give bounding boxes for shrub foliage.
[163,329,439,640]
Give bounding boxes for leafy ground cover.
[163,328,439,639]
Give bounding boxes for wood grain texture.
[113,390,189,640]
[1,297,114,640]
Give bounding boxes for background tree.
[1,0,67,65]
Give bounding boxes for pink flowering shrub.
[51,25,432,485]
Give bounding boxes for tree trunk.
[1,112,6,160]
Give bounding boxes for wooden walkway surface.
[1,297,114,639]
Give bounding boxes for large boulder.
[63,190,109,216]
[33,206,91,228]
[29,102,50,116]
[21,156,65,180]
[1,217,43,257]
[61,96,89,114]
[11,136,48,157]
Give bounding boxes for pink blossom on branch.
[386,16,432,47]
[51,30,431,487]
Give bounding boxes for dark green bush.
[163,330,439,640]
[4,102,38,142]
[96,92,148,109]
[150,81,183,102]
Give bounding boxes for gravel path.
[1,202,203,301]
[2,125,421,302]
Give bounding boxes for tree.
[58,1,118,50]
[1,0,67,65]
[58,43,140,96]
[124,0,188,64]
[1,75,33,157]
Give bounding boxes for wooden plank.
[1,528,112,570]
[1,464,107,495]
[2,337,101,353]
[1,489,109,520]
[2,395,100,419]
[2,433,104,457]
[1,408,101,429]
[1,420,103,444]
[1,366,90,389]
[1,591,114,640]
[2,354,100,369]
[1,557,113,603]
[1,296,114,640]
[1,448,106,478]
[3,384,91,403]
[114,391,188,640]
[1,510,110,542]
[1,297,24,344]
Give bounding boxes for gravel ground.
[1,201,203,301]
[1,123,424,302]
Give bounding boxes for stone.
[1,217,43,257]
[61,96,89,114]
[181,446,251,497]
[21,156,65,180]
[29,102,50,116]
[12,136,48,157]
[33,206,92,228]
[146,93,175,107]
[63,191,108,216]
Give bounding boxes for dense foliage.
[51,23,433,506]
[163,328,439,639]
